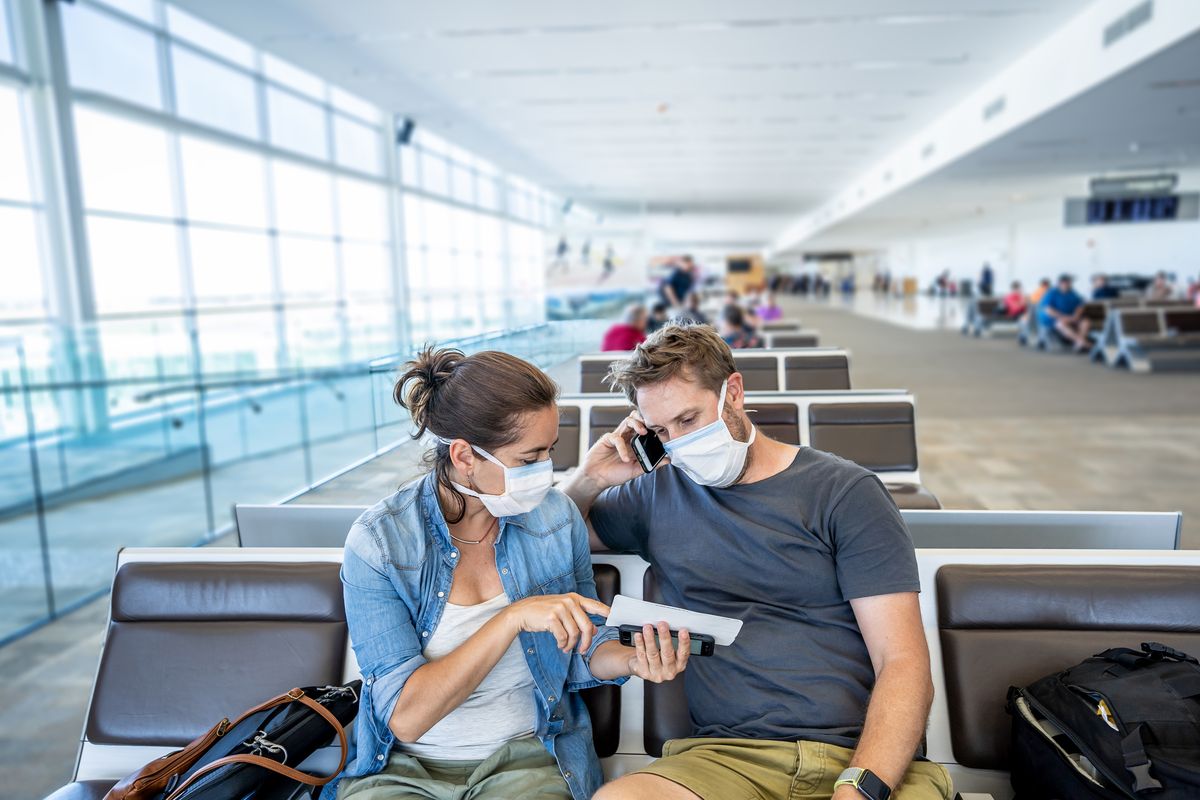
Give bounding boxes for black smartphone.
[618,624,715,657]
[632,431,667,473]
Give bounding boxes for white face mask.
[438,438,554,517]
[662,379,756,488]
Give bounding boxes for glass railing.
[0,317,610,647]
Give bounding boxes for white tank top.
[395,593,537,760]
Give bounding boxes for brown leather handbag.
[104,682,360,800]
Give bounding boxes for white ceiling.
[800,28,1200,250]
[174,0,1096,214]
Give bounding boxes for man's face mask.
[662,379,755,488]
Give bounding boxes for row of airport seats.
[579,348,851,393]
[554,390,941,509]
[1092,305,1200,372]
[966,295,1200,372]
[47,541,1199,800]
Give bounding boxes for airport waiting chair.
[807,402,940,509]
[1109,307,1200,372]
[762,331,820,349]
[47,555,350,800]
[937,563,1200,774]
[900,509,1180,550]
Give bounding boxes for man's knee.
[595,773,700,800]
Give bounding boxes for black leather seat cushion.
[733,355,778,391]
[581,360,615,393]
[588,406,630,447]
[88,562,346,747]
[43,780,118,800]
[937,564,1200,771]
[553,405,581,470]
[770,334,818,349]
[885,483,941,509]
[641,569,692,756]
[783,355,850,391]
[745,403,799,444]
[582,564,621,757]
[808,402,917,472]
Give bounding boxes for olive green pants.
[336,736,571,800]
[637,737,954,800]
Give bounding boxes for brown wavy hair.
[395,347,558,523]
[605,323,736,405]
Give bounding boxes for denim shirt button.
[564,771,572,779]
[548,695,556,704]
[501,568,509,575]
[376,754,385,761]
[450,551,458,559]
[437,591,444,598]
[422,631,429,638]
[526,647,534,655]
[365,677,373,686]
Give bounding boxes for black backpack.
[1007,642,1200,800]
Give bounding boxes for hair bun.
[395,347,464,433]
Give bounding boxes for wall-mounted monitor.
[1064,192,1198,226]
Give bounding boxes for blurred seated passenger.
[1001,281,1027,318]
[1145,271,1174,301]
[675,291,709,326]
[1028,277,1052,308]
[756,291,784,322]
[1091,274,1119,300]
[1039,274,1091,352]
[601,304,648,352]
[646,302,670,334]
[718,305,763,349]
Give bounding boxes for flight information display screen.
[1085,194,1179,223]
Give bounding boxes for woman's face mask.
[439,439,554,517]
[662,379,756,488]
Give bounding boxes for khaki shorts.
[636,737,953,800]
[336,736,570,800]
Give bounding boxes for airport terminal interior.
[2,1,1200,799]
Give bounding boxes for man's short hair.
[605,324,736,405]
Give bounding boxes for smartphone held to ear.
[632,431,667,473]
[618,624,716,657]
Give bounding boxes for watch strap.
[834,767,892,800]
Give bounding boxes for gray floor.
[5,295,1200,799]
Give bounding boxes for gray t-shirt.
[591,446,920,749]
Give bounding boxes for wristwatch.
[834,767,892,800]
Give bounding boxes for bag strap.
[1095,642,1198,670]
[164,692,349,799]
[1120,725,1164,794]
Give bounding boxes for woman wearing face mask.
[330,347,690,800]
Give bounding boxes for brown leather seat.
[641,569,692,756]
[937,564,1200,771]
[808,402,918,472]
[88,562,348,747]
[43,781,117,800]
[783,354,850,390]
[1118,310,1165,336]
[581,360,615,393]
[746,403,800,444]
[554,405,581,470]
[581,564,622,757]
[733,355,778,391]
[589,406,630,447]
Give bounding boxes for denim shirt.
[322,473,626,800]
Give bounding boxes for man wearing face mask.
[564,325,952,800]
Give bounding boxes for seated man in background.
[1091,273,1119,300]
[717,305,763,349]
[1039,274,1091,352]
[564,324,949,800]
[601,304,648,352]
[1145,271,1175,301]
[1002,281,1027,318]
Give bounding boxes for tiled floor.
[6,295,1199,799]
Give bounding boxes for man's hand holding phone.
[625,621,691,684]
[581,411,668,490]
